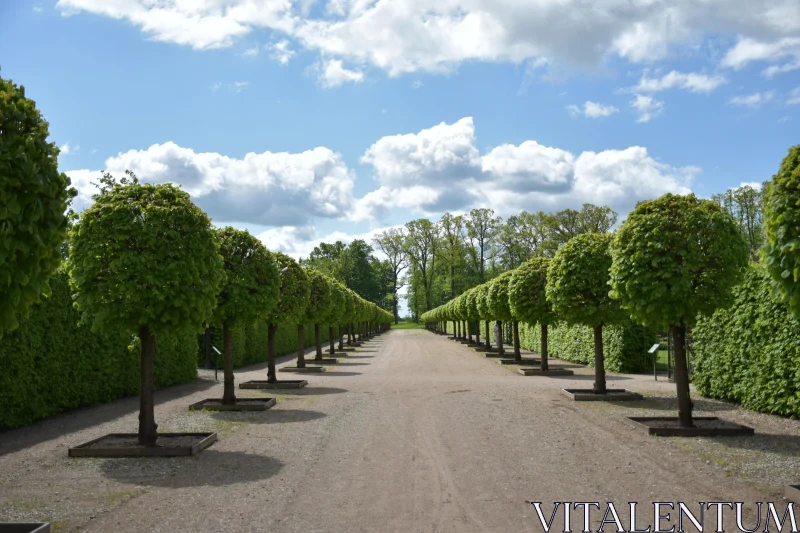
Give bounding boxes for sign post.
[648,343,660,381]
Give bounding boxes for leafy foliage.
[610,193,748,326]
[763,145,800,318]
[212,227,280,326]
[546,233,622,327]
[485,270,514,321]
[304,268,333,324]
[0,272,197,431]
[519,320,656,373]
[508,257,555,325]
[267,252,310,326]
[0,72,76,336]
[68,173,225,338]
[693,263,800,417]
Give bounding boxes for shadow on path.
[101,450,283,488]
[211,409,327,425]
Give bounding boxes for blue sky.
[1,0,798,267]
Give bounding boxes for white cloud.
[243,44,260,57]
[630,94,664,123]
[55,0,800,77]
[722,37,800,77]
[59,142,79,155]
[729,91,775,107]
[211,81,222,91]
[33,5,43,13]
[787,87,800,106]
[739,181,762,190]
[411,80,423,89]
[627,70,727,93]
[315,59,364,88]
[269,40,295,65]
[256,224,402,260]
[567,101,619,118]
[231,81,249,92]
[65,142,356,227]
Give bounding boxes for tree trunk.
[593,323,607,394]
[485,321,491,348]
[138,325,158,447]
[267,324,278,383]
[329,326,336,355]
[497,321,504,356]
[222,321,236,405]
[315,324,323,360]
[339,326,344,349]
[348,323,353,344]
[513,321,521,362]
[671,323,694,427]
[475,321,480,344]
[297,324,306,368]
[540,323,549,372]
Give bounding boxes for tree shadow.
[356,350,379,353]
[551,374,632,381]
[0,378,217,457]
[610,396,734,412]
[211,409,327,425]
[332,362,369,366]
[320,371,362,377]
[101,450,283,488]
[341,355,374,359]
[289,387,349,396]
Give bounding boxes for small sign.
[648,343,660,354]
[212,346,221,355]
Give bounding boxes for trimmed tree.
[302,268,333,365]
[610,193,747,426]
[212,227,280,403]
[763,145,800,318]
[546,233,624,394]
[1,72,75,337]
[325,280,346,356]
[474,284,493,349]
[68,173,224,445]
[486,271,518,359]
[265,253,310,380]
[509,258,557,371]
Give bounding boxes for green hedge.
[0,272,198,431]
[518,320,656,373]
[198,322,336,368]
[443,319,655,373]
[694,264,800,418]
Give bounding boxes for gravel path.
[1,330,797,532]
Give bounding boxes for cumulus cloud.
[256,224,402,260]
[243,44,260,57]
[59,142,79,155]
[627,70,727,93]
[66,142,356,227]
[722,37,800,77]
[630,94,664,123]
[314,59,365,88]
[55,0,800,77]
[729,91,775,107]
[269,39,296,65]
[787,87,800,106]
[566,101,619,118]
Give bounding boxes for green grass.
[391,321,423,330]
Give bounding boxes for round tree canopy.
[474,283,492,320]
[546,232,623,328]
[266,252,310,326]
[304,268,333,325]
[1,72,75,335]
[212,227,280,326]
[509,257,556,325]
[68,174,224,337]
[763,146,800,317]
[324,279,347,325]
[610,193,748,326]
[486,271,515,322]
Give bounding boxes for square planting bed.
[68,432,218,458]
[240,380,307,389]
[518,367,574,376]
[0,524,51,533]
[562,388,643,402]
[189,397,276,412]
[279,366,325,373]
[306,357,339,364]
[483,352,506,358]
[785,484,800,502]
[498,358,540,366]
[627,417,755,437]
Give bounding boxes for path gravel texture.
[1,329,797,532]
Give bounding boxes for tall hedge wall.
[518,320,656,373]
[444,319,656,373]
[0,272,198,431]
[693,264,800,418]
[198,322,335,368]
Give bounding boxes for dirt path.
[0,329,795,532]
